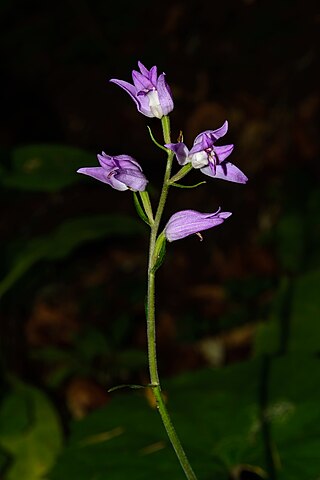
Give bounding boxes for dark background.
[0,1,319,479]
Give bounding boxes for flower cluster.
[77,61,248,242]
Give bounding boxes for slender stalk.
[146,116,198,480]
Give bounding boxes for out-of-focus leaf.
[288,269,320,353]
[0,214,144,297]
[0,393,30,436]
[116,349,147,370]
[0,447,9,475]
[1,144,95,191]
[268,355,320,479]
[255,270,320,355]
[30,347,77,388]
[306,188,320,268]
[75,328,110,361]
[48,355,320,479]
[254,319,281,356]
[254,277,289,356]
[0,382,63,480]
[45,364,77,390]
[49,360,265,480]
[31,346,73,364]
[276,212,305,273]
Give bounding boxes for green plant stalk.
[146,115,198,480]
[169,163,193,184]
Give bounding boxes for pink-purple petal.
[189,133,213,154]
[200,162,248,184]
[110,78,149,116]
[214,144,234,162]
[194,121,229,145]
[218,212,232,220]
[208,120,229,141]
[132,70,153,91]
[97,152,114,169]
[113,155,142,170]
[115,169,148,191]
[138,61,150,76]
[165,209,232,242]
[77,166,127,191]
[137,95,155,117]
[149,65,158,85]
[109,79,140,108]
[165,142,189,165]
[156,73,174,116]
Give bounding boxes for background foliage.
[0,1,319,479]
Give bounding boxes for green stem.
[169,163,193,184]
[146,115,198,480]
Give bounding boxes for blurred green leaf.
[0,450,8,472]
[275,212,305,273]
[254,277,289,356]
[30,347,77,388]
[306,188,320,268]
[0,214,144,297]
[1,144,95,192]
[288,269,320,354]
[0,381,63,480]
[255,270,320,355]
[0,393,31,436]
[49,360,265,480]
[31,347,73,364]
[116,349,147,370]
[48,355,320,479]
[268,356,320,479]
[254,319,281,356]
[75,328,110,361]
[110,313,132,347]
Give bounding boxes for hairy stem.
[146,115,197,480]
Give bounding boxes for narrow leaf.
[146,126,168,153]
[108,384,147,393]
[0,215,143,297]
[139,191,154,224]
[133,192,150,226]
[151,232,167,273]
[171,181,206,189]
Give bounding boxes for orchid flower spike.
[165,121,248,184]
[165,208,232,242]
[77,152,148,192]
[110,61,174,119]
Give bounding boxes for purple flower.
[165,208,232,242]
[77,152,148,192]
[110,61,174,119]
[165,121,248,184]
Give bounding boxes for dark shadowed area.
[0,1,319,479]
